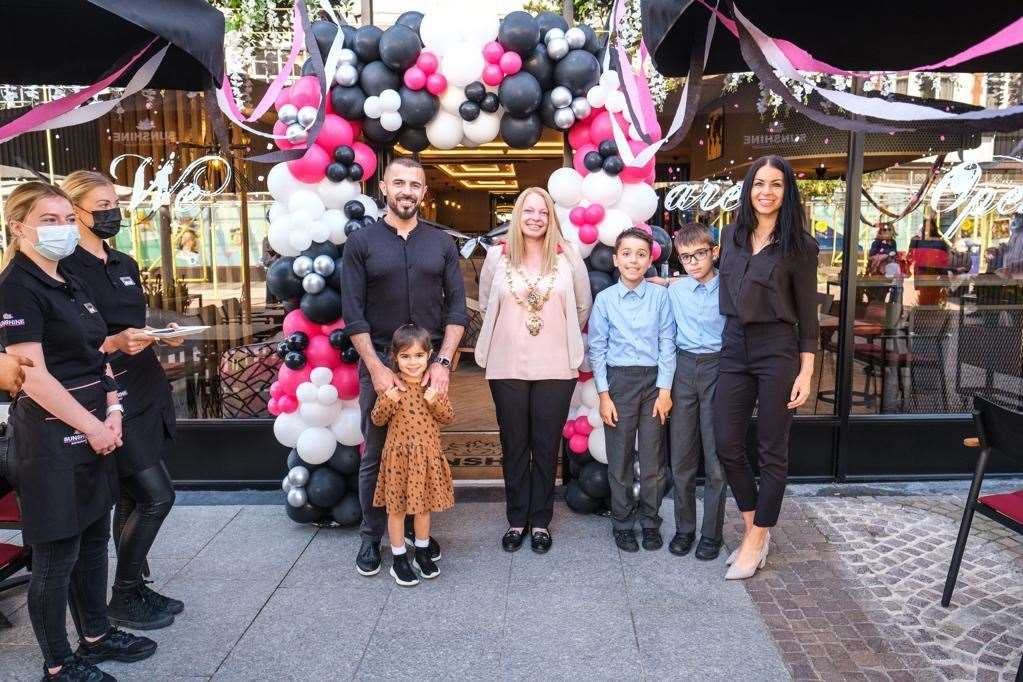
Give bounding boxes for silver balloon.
[312,254,335,277]
[565,27,587,50]
[285,123,308,146]
[335,63,359,87]
[554,107,576,130]
[631,481,641,504]
[544,27,565,45]
[292,255,314,278]
[282,476,293,493]
[550,86,573,109]
[278,103,298,125]
[286,487,308,508]
[570,96,592,119]
[338,48,358,65]
[288,465,310,487]
[302,272,326,294]
[297,105,318,129]
[547,37,570,61]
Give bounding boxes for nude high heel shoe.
[724,534,770,580]
[725,532,769,566]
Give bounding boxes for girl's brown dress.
[371,379,455,515]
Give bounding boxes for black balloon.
[301,241,339,261]
[583,151,603,172]
[464,81,486,104]
[344,200,365,219]
[334,145,355,165]
[498,11,540,55]
[329,329,347,349]
[300,287,343,325]
[588,270,614,298]
[266,257,302,301]
[522,44,554,91]
[644,266,658,278]
[326,444,360,476]
[459,100,481,121]
[327,256,344,291]
[331,86,367,120]
[286,448,301,470]
[342,346,359,364]
[286,501,327,524]
[586,243,616,273]
[361,116,399,144]
[359,60,401,96]
[395,11,424,36]
[597,139,618,157]
[398,126,429,152]
[498,72,542,117]
[331,492,362,526]
[602,155,625,176]
[378,24,421,71]
[578,23,602,54]
[565,480,601,514]
[340,24,356,51]
[283,297,300,313]
[300,60,316,77]
[480,92,500,114]
[311,20,339,61]
[398,86,439,127]
[499,112,542,149]
[554,49,600,97]
[306,467,347,508]
[287,332,309,351]
[535,11,569,37]
[651,225,671,264]
[327,162,349,182]
[578,461,611,500]
[538,91,558,129]
[353,25,383,63]
[276,341,289,359]
[284,351,306,369]
[345,220,364,237]
[348,162,364,181]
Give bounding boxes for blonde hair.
[2,181,73,268]
[62,170,114,206]
[507,187,565,274]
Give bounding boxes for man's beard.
[387,194,419,220]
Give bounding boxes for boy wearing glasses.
[666,223,728,560]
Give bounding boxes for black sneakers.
[404,531,441,561]
[356,537,382,576]
[614,529,639,553]
[389,553,420,587]
[412,547,440,579]
[641,528,663,551]
[141,581,184,615]
[41,655,113,682]
[75,628,157,664]
[107,588,174,631]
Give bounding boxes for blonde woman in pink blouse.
[475,187,592,554]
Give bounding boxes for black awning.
[643,1,1023,77]
[0,0,225,90]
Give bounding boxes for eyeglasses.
[678,248,712,265]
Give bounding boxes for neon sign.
[929,156,1023,240]
[109,152,232,214]
[663,179,743,213]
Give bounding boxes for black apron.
[111,348,175,477]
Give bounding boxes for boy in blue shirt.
[666,223,727,560]
[589,228,675,553]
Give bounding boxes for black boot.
[141,581,184,615]
[107,587,174,631]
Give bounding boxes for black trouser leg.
[113,461,175,593]
[750,341,797,527]
[526,379,576,528]
[357,354,389,542]
[713,366,759,516]
[605,367,663,531]
[490,379,532,528]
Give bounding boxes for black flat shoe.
[356,537,382,576]
[76,628,156,664]
[614,529,639,553]
[668,532,696,556]
[695,536,723,561]
[530,530,552,555]
[502,529,524,552]
[641,528,663,551]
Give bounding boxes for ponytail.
[1,237,20,269]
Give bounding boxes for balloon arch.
[262,8,666,524]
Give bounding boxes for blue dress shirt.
[588,279,676,392]
[668,272,725,353]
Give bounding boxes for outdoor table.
[817,313,885,409]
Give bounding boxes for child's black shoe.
[412,547,440,579]
[389,553,420,587]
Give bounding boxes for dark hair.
[673,222,715,249]
[735,155,809,256]
[390,324,432,371]
[385,156,424,175]
[614,227,653,252]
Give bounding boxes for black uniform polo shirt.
[0,252,108,385]
[63,245,145,334]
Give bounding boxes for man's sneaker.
[356,537,382,576]
[107,588,174,631]
[75,628,156,664]
[41,655,113,681]
[141,581,184,615]
[641,528,663,551]
[404,532,441,561]
[389,553,420,587]
[613,529,639,553]
[412,547,440,579]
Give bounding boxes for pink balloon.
[567,122,592,150]
[635,222,653,235]
[425,73,447,96]
[273,120,296,151]
[589,110,613,145]
[482,64,504,87]
[289,76,321,109]
[306,334,341,369]
[283,309,320,337]
[573,415,593,436]
[351,142,377,180]
[269,381,284,399]
[325,93,335,115]
[316,114,355,153]
[288,144,330,183]
[620,139,656,183]
[349,119,363,140]
[568,434,589,454]
[403,66,427,90]
[651,241,662,262]
[562,421,576,439]
[278,394,298,414]
[332,364,360,401]
[268,397,281,416]
[573,143,597,175]
[499,51,522,75]
[416,51,439,75]
[320,318,346,336]
[584,204,605,225]
[578,224,599,245]
[483,41,505,65]
[274,89,292,112]
[569,206,587,226]
[277,365,312,395]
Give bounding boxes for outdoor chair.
[0,482,31,629]
[451,298,484,372]
[218,341,281,418]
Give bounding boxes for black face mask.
[89,207,123,239]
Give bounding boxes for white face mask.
[31,224,80,261]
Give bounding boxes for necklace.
[505,260,558,336]
[751,229,775,254]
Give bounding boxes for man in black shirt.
[342,157,467,577]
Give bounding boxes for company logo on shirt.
[83,303,98,314]
[0,313,25,328]
[63,432,88,446]
[120,276,136,286]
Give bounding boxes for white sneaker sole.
[356,563,381,577]
[389,566,420,587]
[412,558,441,579]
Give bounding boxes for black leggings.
[111,461,175,593]
[29,511,111,668]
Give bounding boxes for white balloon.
[289,228,312,253]
[463,111,501,144]
[465,11,500,47]
[296,426,337,465]
[600,69,621,91]
[267,216,298,257]
[426,110,464,150]
[442,42,486,88]
[613,182,659,223]
[342,398,360,410]
[273,411,306,448]
[379,88,401,112]
[419,11,457,57]
[586,406,603,429]
[588,426,607,464]
[363,95,383,119]
[380,110,403,132]
[296,382,318,404]
[439,86,466,115]
[308,219,330,244]
[356,194,380,220]
[628,124,644,142]
[548,167,584,207]
[569,384,583,410]
[310,366,333,387]
[322,209,348,244]
[331,407,364,446]
[288,190,325,219]
[586,84,607,109]
[580,379,598,408]
[268,201,286,223]
[606,89,627,114]
[317,384,339,405]
[582,171,624,206]
[267,163,301,203]
[300,400,343,428]
[461,135,481,149]
[597,208,633,246]
[316,177,359,209]
[578,332,591,371]
[554,205,573,233]
[577,241,595,259]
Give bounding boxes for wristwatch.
[433,355,452,368]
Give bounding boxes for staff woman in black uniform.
[714,156,819,580]
[1,182,156,681]
[62,171,184,630]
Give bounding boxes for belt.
[677,349,721,360]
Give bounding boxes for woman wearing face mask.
[61,171,184,631]
[0,182,157,681]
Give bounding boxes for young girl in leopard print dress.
[372,324,455,587]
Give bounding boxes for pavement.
[0,481,1020,681]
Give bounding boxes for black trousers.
[29,510,111,668]
[713,320,799,528]
[489,378,576,529]
[112,461,175,592]
[357,352,390,541]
